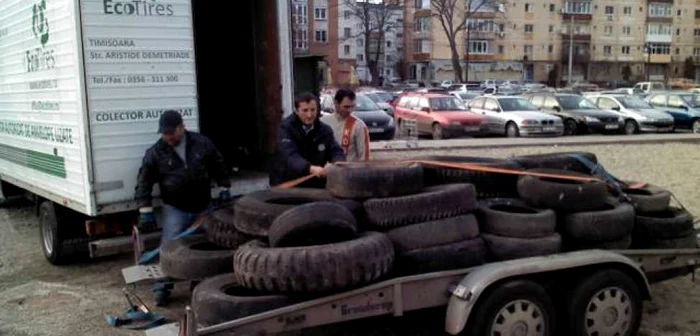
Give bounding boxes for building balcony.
[562,50,591,63]
[562,13,592,20]
[469,31,497,40]
[471,11,505,19]
[642,53,672,63]
[414,9,431,17]
[645,34,672,43]
[413,53,432,62]
[559,33,592,42]
[646,16,673,23]
[462,53,495,61]
[413,30,431,39]
[649,0,673,3]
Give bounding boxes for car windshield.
[374,92,393,102]
[498,98,539,111]
[618,96,653,109]
[429,97,467,111]
[354,95,381,111]
[364,93,382,103]
[557,95,598,109]
[680,94,700,108]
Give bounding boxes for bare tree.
[343,0,404,86]
[431,0,501,82]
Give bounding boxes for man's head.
[294,92,319,126]
[334,88,356,118]
[158,110,185,147]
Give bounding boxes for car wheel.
[624,120,638,135]
[692,120,700,134]
[506,122,520,137]
[432,123,444,140]
[564,119,578,136]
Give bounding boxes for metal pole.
[646,44,651,82]
[568,13,573,85]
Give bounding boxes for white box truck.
[0,0,295,264]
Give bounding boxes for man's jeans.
[161,204,198,244]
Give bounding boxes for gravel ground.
[0,142,699,335]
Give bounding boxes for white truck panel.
[80,0,199,210]
[0,0,91,213]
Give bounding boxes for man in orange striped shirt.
[320,88,371,161]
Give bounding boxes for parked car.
[440,80,454,89]
[320,93,396,140]
[362,91,396,117]
[450,91,480,104]
[589,94,675,134]
[646,92,700,132]
[394,93,486,139]
[633,81,666,94]
[481,79,506,88]
[467,96,564,137]
[447,83,481,92]
[527,93,623,135]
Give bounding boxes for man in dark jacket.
[271,92,345,188]
[134,110,231,243]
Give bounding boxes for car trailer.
[143,247,700,336]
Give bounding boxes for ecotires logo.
[32,0,49,46]
[103,0,174,17]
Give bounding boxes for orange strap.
[341,116,357,155]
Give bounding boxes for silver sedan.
[468,96,564,137]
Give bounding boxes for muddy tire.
[233,189,335,237]
[234,232,394,293]
[482,233,562,261]
[477,198,556,238]
[562,201,635,242]
[205,207,254,249]
[397,238,486,274]
[386,214,480,253]
[39,201,89,265]
[565,235,633,251]
[517,169,608,212]
[192,273,297,327]
[326,162,423,199]
[634,207,694,239]
[364,184,477,230]
[417,155,521,199]
[511,152,598,174]
[623,183,672,213]
[268,202,357,248]
[161,235,235,280]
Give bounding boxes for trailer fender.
[444,250,650,335]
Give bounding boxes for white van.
[0,0,295,264]
[633,81,666,94]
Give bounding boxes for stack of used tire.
[326,162,487,275]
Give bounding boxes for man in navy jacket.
[271,92,345,188]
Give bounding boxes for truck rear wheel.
[565,269,642,336]
[466,280,556,336]
[39,201,88,265]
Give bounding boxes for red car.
[394,92,486,139]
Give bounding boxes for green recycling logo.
[32,0,49,46]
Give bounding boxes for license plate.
[369,127,384,133]
[542,126,557,132]
[464,126,480,132]
[605,124,619,130]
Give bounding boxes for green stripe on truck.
[0,143,66,178]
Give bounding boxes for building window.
[498,24,505,32]
[549,25,554,33]
[647,24,672,36]
[548,44,553,53]
[524,45,533,55]
[676,48,680,55]
[525,3,533,12]
[564,1,591,14]
[621,46,630,54]
[498,45,504,54]
[622,26,631,36]
[604,26,613,35]
[696,9,700,18]
[693,47,700,56]
[623,6,632,16]
[524,24,534,34]
[386,55,392,62]
[344,28,351,38]
[387,41,392,48]
[695,28,700,37]
[344,11,351,19]
[357,54,364,61]
[415,17,431,32]
[314,7,327,20]
[293,28,308,50]
[646,43,671,55]
[467,19,496,32]
[603,46,612,55]
[604,6,614,14]
[676,28,681,36]
[315,30,327,43]
[677,9,682,16]
[648,3,673,17]
[413,39,431,53]
[467,40,490,54]
[357,39,364,47]
[549,4,555,12]
[344,45,351,55]
[292,4,308,25]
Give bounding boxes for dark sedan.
[527,93,623,135]
[320,93,396,141]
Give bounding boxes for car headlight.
[521,120,539,125]
[618,117,625,123]
[388,118,395,126]
[635,115,648,121]
[584,116,600,122]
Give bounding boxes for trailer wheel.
[565,269,642,336]
[466,280,556,336]
[39,201,88,265]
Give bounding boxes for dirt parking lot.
[1,142,700,336]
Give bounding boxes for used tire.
[634,207,694,239]
[268,202,357,248]
[233,188,335,237]
[326,162,423,199]
[397,238,486,274]
[565,235,633,251]
[386,214,480,253]
[477,198,556,238]
[416,155,521,199]
[562,200,635,242]
[364,184,477,230]
[234,232,394,293]
[517,168,608,212]
[192,273,297,327]
[637,233,698,249]
[511,151,598,174]
[206,206,254,249]
[482,233,562,261]
[161,235,235,280]
[623,183,672,213]
[39,201,89,265]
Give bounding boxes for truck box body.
[0,0,293,216]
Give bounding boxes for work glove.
[137,207,157,232]
[218,189,232,203]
